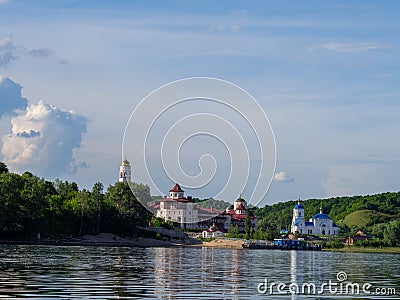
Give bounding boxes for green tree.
[20,172,53,235]
[265,229,277,241]
[0,172,24,235]
[105,182,151,236]
[130,182,151,205]
[227,224,239,238]
[245,209,251,240]
[383,222,400,246]
[92,182,104,234]
[0,162,8,174]
[254,227,264,240]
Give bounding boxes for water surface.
[0,245,398,299]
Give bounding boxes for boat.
[242,238,322,251]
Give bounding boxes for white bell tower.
[291,199,305,233]
[118,159,132,182]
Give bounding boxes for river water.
[0,244,398,299]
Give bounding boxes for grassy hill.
[254,191,400,239]
[343,209,393,228]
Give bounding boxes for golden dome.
[122,159,130,166]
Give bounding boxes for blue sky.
[0,0,399,206]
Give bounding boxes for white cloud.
[0,36,56,67]
[310,42,384,53]
[0,36,17,67]
[0,76,27,117]
[1,100,88,178]
[274,171,294,182]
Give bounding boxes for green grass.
[324,246,400,254]
[343,209,391,228]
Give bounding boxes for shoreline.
[0,232,198,248]
[188,239,244,249]
[323,246,400,254]
[0,236,244,249]
[2,236,399,254]
[0,237,243,249]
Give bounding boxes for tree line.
[254,192,400,246]
[1,160,399,246]
[0,162,151,238]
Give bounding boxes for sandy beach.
[191,239,244,249]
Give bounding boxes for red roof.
[236,204,245,210]
[231,214,255,220]
[169,183,184,192]
[222,210,255,218]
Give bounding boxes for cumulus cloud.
[274,171,294,182]
[0,36,17,67]
[1,100,88,178]
[0,76,28,117]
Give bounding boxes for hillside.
[343,209,393,228]
[194,198,231,211]
[254,192,400,239]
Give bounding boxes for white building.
[291,200,339,236]
[219,197,257,233]
[202,224,224,238]
[119,159,132,182]
[156,183,199,228]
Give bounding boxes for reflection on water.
[0,244,398,299]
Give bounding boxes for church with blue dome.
[291,199,339,236]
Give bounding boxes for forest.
[0,162,152,238]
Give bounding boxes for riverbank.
[324,246,400,254]
[190,238,244,249]
[4,235,398,253]
[0,235,247,249]
[0,232,201,248]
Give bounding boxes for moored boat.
[242,238,322,251]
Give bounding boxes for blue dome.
[312,213,330,220]
[294,203,304,209]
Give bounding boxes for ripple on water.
[0,245,399,299]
